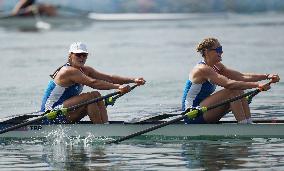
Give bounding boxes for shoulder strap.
[49,63,70,79]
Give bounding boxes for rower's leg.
[85,91,108,124]
[65,106,87,123]
[228,90,253,122]
[86,91,108,124]
[229,94,246,122]
[63,92,104,124]
[241,97,251,119]
[97,98,108,123]
[200,89,230,123]
[87,102,103,124]
[241,97,252,123]
[200,89,248,123]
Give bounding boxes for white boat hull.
[0,121,283,139]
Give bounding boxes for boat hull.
[0,121,283,139]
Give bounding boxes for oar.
[107,87,265,144]
[0,84,138,135]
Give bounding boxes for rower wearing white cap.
[40,42,145,124]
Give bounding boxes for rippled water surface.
[0,13,284,170]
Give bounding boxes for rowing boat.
[0,120,283,139]
[0,86,281,141]
[0,15,93,31]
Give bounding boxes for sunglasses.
[74,53,88,58]
[210,46,223,54]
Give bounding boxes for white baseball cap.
[69,42,88,54]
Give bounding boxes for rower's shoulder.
[194,63,211,73]
[82,65,95,71]
[81,65,98,75]
[58,66,81,77]
[191,64,211,81]
[60,65,78,72]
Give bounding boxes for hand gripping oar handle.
[105,84,139,106]
[107,88,262,144]
[245,80,273,103]
[113,84,138,100]
[0,84,139,135]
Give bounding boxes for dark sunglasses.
[210,46,223,54]
[74,53,88,58]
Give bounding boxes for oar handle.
[105,84,139,106]
[257,80,273,92]
[113,84,139,100]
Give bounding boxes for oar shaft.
[68,91,120,112]
[108,112,188,144]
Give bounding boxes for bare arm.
[217,63,268,82]
[85,66,143,85]
[56,67,121,90]
[197,65,259,90]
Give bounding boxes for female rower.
[182,37,280,124]
[41,42,145,124]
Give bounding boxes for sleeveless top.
[182,61,220,111]
[40,63,84,112]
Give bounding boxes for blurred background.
[1,0,284,13]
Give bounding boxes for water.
[0,12,284,170]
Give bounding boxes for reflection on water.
[0,138,284,170]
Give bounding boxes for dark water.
[0,13,284,170]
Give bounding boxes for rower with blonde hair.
[182,37,280,124]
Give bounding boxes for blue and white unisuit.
[182,61,219,124]
[40,64,84,124]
